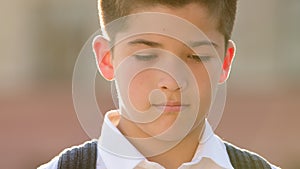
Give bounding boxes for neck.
[118,116,205,169]
[147,124,204,169]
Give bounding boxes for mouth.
[152,102,189,113]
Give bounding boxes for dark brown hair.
[98,0,237,44]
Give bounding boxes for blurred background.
[0,0,299,169]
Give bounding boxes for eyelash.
[187,54,211,62]
[134,54,158,61]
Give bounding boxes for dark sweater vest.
[57,140,272,169]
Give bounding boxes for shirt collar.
[98,111,144,169]
[183,120,233,169]
[98,110,233,169]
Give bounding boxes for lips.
[152,102,189,112]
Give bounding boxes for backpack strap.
[57,140,98,169]
[224,142,272,169]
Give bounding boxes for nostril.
[161,86,168,90]
[158,75,188,91]
[158,79,187,91]
[180,80,187,90]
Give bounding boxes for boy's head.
[93,1,237,142]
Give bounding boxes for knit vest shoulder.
[224,142,272,169]
[57,140,272,169]
[57,140,97,169]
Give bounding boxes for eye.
[134,53,158,61]
[187,54,211,63]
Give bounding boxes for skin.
[94,2,235,169]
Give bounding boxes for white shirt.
[38,110,279,169]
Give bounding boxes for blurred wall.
[0,0,299,169]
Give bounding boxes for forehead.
[107,3,223,48]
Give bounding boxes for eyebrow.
[128,39,163,48]
[127,39,218,48]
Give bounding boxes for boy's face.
[95,3,234,138]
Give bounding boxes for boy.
[39,0,279,168]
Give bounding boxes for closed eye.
[133,54,158,61]
[187,54,211,63]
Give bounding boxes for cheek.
[128,72,156,111]
[191,65,212,111]
[199,80,212,113]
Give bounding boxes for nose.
[158,74,187,92]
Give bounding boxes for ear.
[93,35,114,81]
[219,40,236,84]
